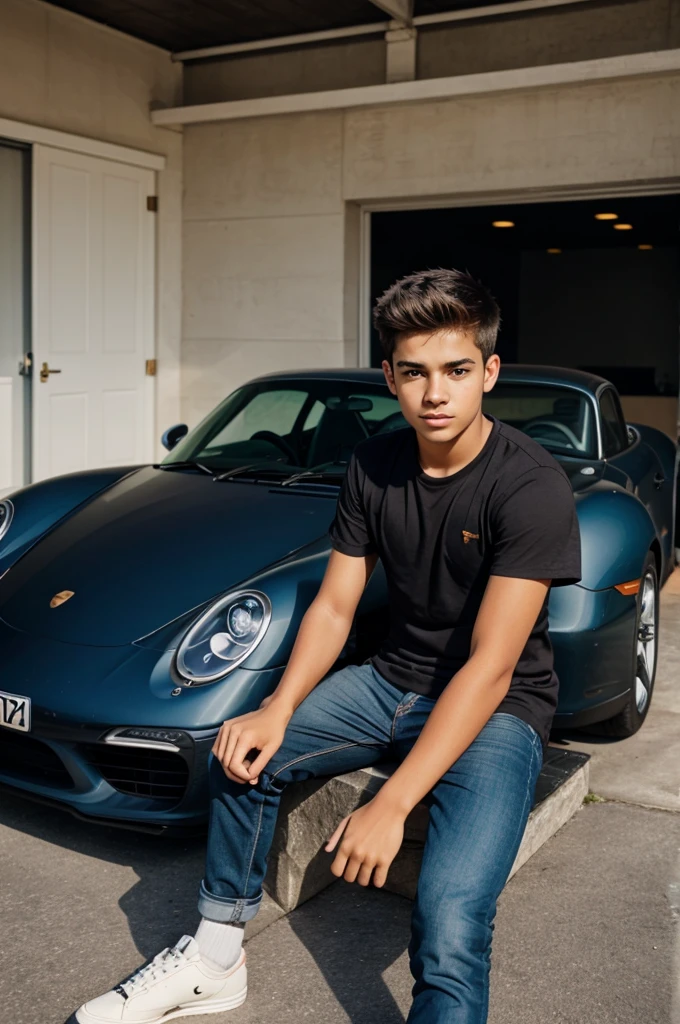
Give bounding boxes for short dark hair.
[373,268,501,364]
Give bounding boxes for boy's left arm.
[325,574,550,887]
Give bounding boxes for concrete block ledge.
[255,746,590,924]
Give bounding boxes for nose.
[423,373,449,406]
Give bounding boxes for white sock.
[195,917,245,972]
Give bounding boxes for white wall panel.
[102,389,136,462]
[103,173,139,355]
[49,163,90,355]
[49,392,87,474]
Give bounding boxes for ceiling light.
[614,223,633,230]
[546,248,562,254]
[492,220,515,228]
[638,244,653,250]
[595,212,618,220]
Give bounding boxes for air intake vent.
[83,745,189,804]
[0,733,73,789]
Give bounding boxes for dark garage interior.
[371,194,680,439]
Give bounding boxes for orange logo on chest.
[461,530,479,544]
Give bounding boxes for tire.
[591,551,659,738]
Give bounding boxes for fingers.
[372,862,388,888]
[325,815,350,853]
[246,745,275,781]
[228,735,257,782]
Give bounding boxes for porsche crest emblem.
[50,590,75,609]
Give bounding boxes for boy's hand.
[324,797,406,888]
[212,702,292,785]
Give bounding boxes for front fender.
[577,485,656,590]
[0,466,143,574]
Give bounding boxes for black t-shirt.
[328,415,582,750]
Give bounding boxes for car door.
[603,386,668,542]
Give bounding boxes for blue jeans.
[199,661,543,1023]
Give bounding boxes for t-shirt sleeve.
[489,466,581,586]
[328,450,378,557]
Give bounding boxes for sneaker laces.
[115,943,187,998]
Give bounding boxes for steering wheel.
[249,430,299,464]
[372,411,408,435]
[522,418,580,450]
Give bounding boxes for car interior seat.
[306,408,369,467]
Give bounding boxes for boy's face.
[382,329,500,443]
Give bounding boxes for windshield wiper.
[155,460,214,476]
[279,469,345,487]
[212,460,290,483]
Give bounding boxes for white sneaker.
[69,935,247,1023]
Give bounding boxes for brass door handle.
[40,361,62,383]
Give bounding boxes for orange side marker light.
[614,579,641,596]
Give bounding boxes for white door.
[32,145,155,481]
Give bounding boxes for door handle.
[653,472,664,489]
[40,361,62,383]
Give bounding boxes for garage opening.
[370,194,680,440]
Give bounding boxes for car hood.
[0,467,336,646]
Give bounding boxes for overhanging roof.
[42,0,547,53]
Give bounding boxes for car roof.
[249,364,609,396]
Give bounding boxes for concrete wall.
[185,37,385,106]
[419,0,680,79]
[182,112,353,426]
[0,0,183,452]
[183,0,679,105]
[182,70,680,426]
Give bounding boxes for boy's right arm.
[212,548,379,785]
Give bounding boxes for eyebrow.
[395,358,477,369]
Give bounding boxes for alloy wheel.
[635,571,657,713]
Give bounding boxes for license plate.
[0,690,31,732]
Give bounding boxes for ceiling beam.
[366,0,414,24]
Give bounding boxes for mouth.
[421,414,453,426]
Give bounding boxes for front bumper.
[0,616,284,830]
[0,724,219,834]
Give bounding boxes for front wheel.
[595,552,659,738]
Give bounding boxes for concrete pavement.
[2,572,679,1024]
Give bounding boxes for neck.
[416,411,492,478]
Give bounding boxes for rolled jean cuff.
[198,879,263,923]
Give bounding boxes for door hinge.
[145,359,157,377]
[146,196,158,212]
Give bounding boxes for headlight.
[175,590,272,684]
[0,500,13,543]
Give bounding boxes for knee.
[411,896,494,972]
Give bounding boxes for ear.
[482,354,501,393]
[382,359,397,396]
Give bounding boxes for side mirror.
[161,423,189,451]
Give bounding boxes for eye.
[451,368,469,377]
[404,369,422,378]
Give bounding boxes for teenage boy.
[68,268,581,1024]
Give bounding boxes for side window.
[599,388,628,458]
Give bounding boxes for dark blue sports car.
[0,366,676,832]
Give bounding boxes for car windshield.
[482,383,598,458]
[162,378,598,478]
[161,379,404,476]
